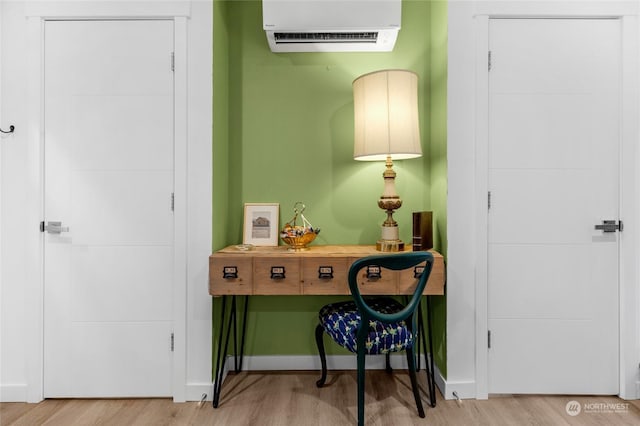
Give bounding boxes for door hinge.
[488,330,491,349]
[488,191,491,210]
[40,221,45,232]
[488,51,492,71]
[170,332,175,352]
[171,52,175,72]
[171,193,175,211]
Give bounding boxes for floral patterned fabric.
[318,297,413,355]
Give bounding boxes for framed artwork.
[243,203,279,246]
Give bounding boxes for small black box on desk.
[412,211,433,251]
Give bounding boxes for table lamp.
[353,69,422,252]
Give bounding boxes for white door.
[488,19,620,394]
[43,20,175,397]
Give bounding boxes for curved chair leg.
[315,324,328,387]
[356,347,366,426]
[406,347,425,418]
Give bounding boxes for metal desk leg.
[424,297,437,407]
[212,295,229,408]
[410,296,436,407]
[415,304,422,372]
[232,296,238,372]
[238,296,249,372]
[212,295,249,408]
[417,298,437,408]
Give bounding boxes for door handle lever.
[595,220,622,233]
[43,221,69,234]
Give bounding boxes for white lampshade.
[353,69,422,161]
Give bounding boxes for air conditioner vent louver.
[274,32,378,44]
[263,0,401,52]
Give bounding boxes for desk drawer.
[351,258,398,295]
[210,256,253,295]
[397,256,445,295]
[397,261,428,295]
[302,257,349,295]
[253,257,301,295]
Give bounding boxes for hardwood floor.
[2,371,640,425]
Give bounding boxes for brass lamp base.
[373,156,408,253]
[376,239,405,252]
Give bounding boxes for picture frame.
[243,203,279,246]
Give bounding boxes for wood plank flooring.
[2,371,640,425]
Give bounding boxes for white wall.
[445,0,480,399]
[447,0,640,400]
[0,0,212,402]
[0,2,3,399]
[184,1,215,401]
[0,0,31,402]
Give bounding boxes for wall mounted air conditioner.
[263,0,401,53]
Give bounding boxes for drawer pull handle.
[318,266,334,279]
[366,265,381,279]
[414,265,425,279]
[270,266,286,279]
[222,266,238,279]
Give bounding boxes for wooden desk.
[208,245,445,408]
[209,245,445,296]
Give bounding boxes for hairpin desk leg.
[232,296,238,372]
[212,295,249,408]
[425,297,437,407]
[409,296,436,407]
[238,296,249,371]
[212,295,228,408]
[417,299,436,407]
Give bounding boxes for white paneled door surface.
[488,19,620,394]
[43,20,175,397]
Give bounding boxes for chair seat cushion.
[318,297,413,355]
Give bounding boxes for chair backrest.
[348,252,434,328]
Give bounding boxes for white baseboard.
[204,354,449,402]
[433,363,447,398]
[1,382,216,403]
[239,353,428,371]
[1,362,475,403]
[0,384,28,402]
[438,376,477,400]
[184,382,214,403]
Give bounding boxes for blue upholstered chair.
[315,251,434,426]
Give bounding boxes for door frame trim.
[24,3,196,402]
[474,14,490,400]
[473,13,639,399]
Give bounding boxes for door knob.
[43,221,69,234]
[594,220,622,233]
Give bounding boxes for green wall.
[428,0,448,378]
[213,0,230,251]
[213,0,448,372]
